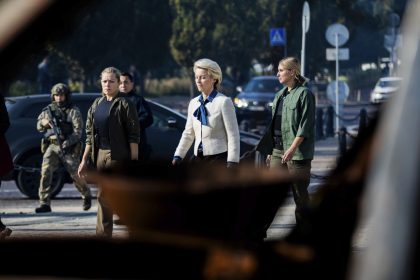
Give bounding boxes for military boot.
[83,197,92,211]
[35,204,51,213]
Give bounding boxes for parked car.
[233,76,282,130]
[4,93,260,198]
[370,76,402,104]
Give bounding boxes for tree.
[169,0,217,97]
[210,0,269,85]
[257,0,408,79]
[51,0,172,92]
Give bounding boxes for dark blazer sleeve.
[138,96,153,129]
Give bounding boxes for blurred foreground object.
[88,161,293,244]
[350,0,420,279]
[0,0,53,51]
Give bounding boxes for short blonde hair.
[100,67,121,82]
[193,58,222,89]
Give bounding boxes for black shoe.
[0,227,12,240]
[35,204,51,213]
[83,197,92,211]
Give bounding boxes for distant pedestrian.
[0,93,13,239]
[35,83,92,213]
[78,67,140,238]
[37,56,52,94]
[257,57,315,230]
[172,58,240,167]
[119,72,154,160]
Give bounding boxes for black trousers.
[192,151,228,165]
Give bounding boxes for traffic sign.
[327,80,349,103]
[326,48,349,60]
[270,28,286,46]
[325,23,349,47]
[302,2,310,33]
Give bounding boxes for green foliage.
[8,80,37,97]
[51,0,172,90]
[170,0,271,86]
[145,77,190,96]
[169,0,216,69]
[5,0,409,97]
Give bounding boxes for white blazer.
[174,92,240,163]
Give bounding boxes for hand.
[78,160,86,178]
[282,147,296,163]
[266,155,271,167]
[172,157,182,166]
[41,118,51,128]
[62,140,70,149]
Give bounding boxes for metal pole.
[390,26,395,76]
[301,16,306,76]
[284,29,287,57]
[335,33,340,133]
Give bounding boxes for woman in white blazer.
[172,58,240,167]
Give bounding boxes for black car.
[233,76,282,130]
[3,93,260,198]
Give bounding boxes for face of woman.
[277,63,294,87]
[195,68,216,96]
[101,73,119,97]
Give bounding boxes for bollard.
[316,107,325,140]
[359,108,367,136]
[338,126,347,157]
[325,105,335,137]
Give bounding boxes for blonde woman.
[172,58,240,167]
[257,57,315,229]
[78,67,139,237]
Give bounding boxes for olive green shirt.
[257,85,315,160]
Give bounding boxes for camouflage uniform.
[36,84,91,210]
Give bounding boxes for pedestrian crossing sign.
[270,28,286,46]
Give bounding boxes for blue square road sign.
[270,28,286,46]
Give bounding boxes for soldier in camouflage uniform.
[35,83,92,213]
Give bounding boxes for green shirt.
[257,85,315,160]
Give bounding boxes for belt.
[49,138,60,145]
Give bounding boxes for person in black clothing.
[0,93,13,239]
[119,72,153,161]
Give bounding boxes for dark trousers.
[271,148,311,226]
[192,151,228,165]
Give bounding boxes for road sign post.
[270,27,287,60]
[325,23,349,132]
[300,2,310,76]
[385,12,401,76]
